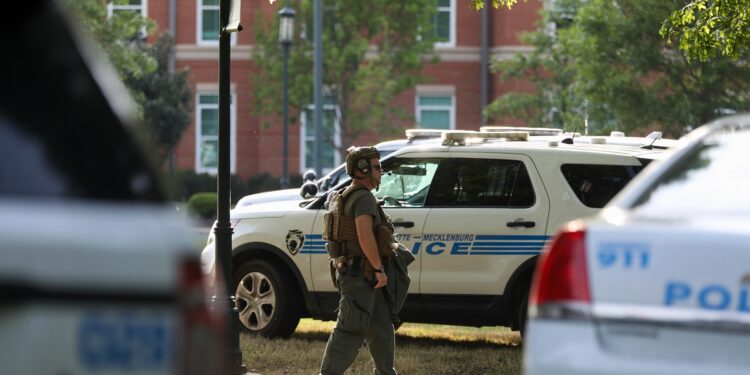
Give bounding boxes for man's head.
[345,146,382,189]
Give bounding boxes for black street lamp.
[216,0,245,374]
[279,6,295,189]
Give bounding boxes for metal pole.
[216,0,246,374]
[167,0,177,176]
[281,44,290,188]
[313,0,323,177]
[480,0,488,126]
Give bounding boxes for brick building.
[114,0,541,180]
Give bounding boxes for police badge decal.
[285,230,305,255]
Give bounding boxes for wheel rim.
[235,271,276,331]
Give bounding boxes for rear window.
[631,129,750,215]
[561,164,643,208]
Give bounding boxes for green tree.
[251,0,438,157]
[661,0,750,62]
[125,35,192,163]
[62,0,192,166]
[487,0,750,136]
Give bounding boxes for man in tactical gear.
[320,146,397,375]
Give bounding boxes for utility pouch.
[375,223,396,258]
[325,242,342,258]
[328,259,338,288]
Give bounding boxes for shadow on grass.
[289,330,523,351]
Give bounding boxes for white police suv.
[202,129,674,338]
[525,115,750,375]
[0,2,222,374]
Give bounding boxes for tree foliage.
[61,0,192,165]
[486,0,750,136]
[251,0,437,155]
[471,0,524,10]
[661,0,750,62]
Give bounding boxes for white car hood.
[231,198,307,219]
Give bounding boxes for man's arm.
[355,214,387,288]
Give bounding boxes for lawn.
[239,319,523,375]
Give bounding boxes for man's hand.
[374,270,387,289]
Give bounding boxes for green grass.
[240,319,523,375]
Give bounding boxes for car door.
[418,153,549,299]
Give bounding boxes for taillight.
[529,222,591,319]
[179,257,225,375]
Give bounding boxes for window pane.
[199,95,219,105]
[435,12,450,41]
[420,110,450,129]
[202,9,220,41]
[418,96,452,106]
[561,164,642,208]
[427,159,535,207]
[437,0,450,7]
[203,0,220,5]
[113,0,142,5]
[200,140,218,168]
[201,109,218,136]
[375,158,440,207]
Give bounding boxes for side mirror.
[300,181,318,199]
[302,169,317,183]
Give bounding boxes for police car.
[201,128,674,338]
[525,115,750,375]
[234,129,445,207]
[0,2,222,374]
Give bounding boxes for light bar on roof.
[441,130,479,145]
[405,128,444,140]
[478,131,529,141]
[481,126,562,136]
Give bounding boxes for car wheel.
[233,259,301,338]
[517,289,529,338]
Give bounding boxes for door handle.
[506,220,535,228]
[393,221,415,228]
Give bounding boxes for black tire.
[517,289,529,338]
[232,259,301,338]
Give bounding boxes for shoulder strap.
[341,184,369,201]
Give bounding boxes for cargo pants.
[320,271,397,375]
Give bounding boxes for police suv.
[202,129,674,338]
[526,115,750,375]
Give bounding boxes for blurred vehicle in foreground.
[0,1,222,374]
[526,114,750,375]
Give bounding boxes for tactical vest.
[322,184,368,246]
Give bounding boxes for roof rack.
[481,126,562,136]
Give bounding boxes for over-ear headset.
[356,158,370,174]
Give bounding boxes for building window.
[195,93,236,174]
[196,0,237,44]
[300,103,341,174]
[416,95,455,130]
[433,0,455,47]
[108,0,147,18]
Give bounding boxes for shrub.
[187,192,217,219]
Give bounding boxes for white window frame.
[196,0,237,45]
[415,86,456,130]
[299,104,342,175]
[107,0,148,18]
[195,92,237,174]
[434,0,456,48]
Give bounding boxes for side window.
[374,158,441,207]
[561,164,642,208]
[426,158,535,207]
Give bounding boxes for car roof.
[387,131,672,159]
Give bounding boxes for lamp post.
[279,6,295,189]
[216,0,245,374]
